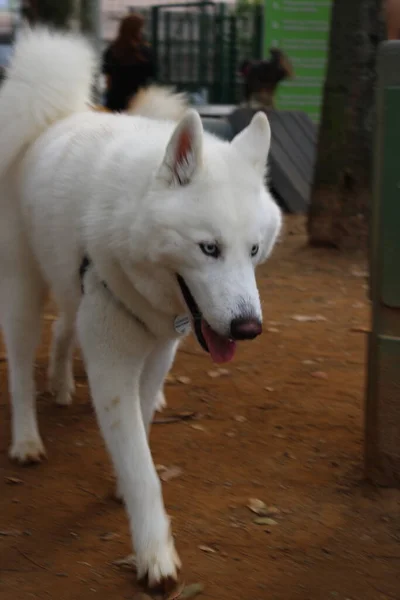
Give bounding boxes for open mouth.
[176,274,236,364]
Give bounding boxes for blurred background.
[0,0,386,248]
[0,0,331,122]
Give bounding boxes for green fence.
[141,2,263,104]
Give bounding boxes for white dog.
[0,29,281,589]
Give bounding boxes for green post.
[366,41,400,487]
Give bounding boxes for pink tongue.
[201,320,236,363]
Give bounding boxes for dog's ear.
[158,109,203,186]
[231,111,271,177]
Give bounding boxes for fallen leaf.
[0,529,22,537]
[154,411,197,425]
[264,386,275,392]
[253,517,278,526]
[351,268,368,278]
[352,302,365,309]
[190,424,206,432]
[284,451,296,459]
[234,415,246,423]
[350,326,369,334]
[267,327,280,333]
[5,477,23,485]
[100,532,119,541]
[207,368,230,378]
[160,466,183,482]
[247,498,268,515]
[247,499,280,517]
[112,554,136,569]
[291,314,327,323]
[218,368,230,376]
[165,582,186,600]
[310,371,328,379]
[180,583,204,599]
[207,370,220,378]
[198,545,216,554]
[176,376,191,385]
[265,506,280,516]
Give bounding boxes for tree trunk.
[307,0,385,251]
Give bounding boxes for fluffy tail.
[127,85,189,122]
[0,28,96,177]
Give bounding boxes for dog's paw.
[155,390,167,413]
[48,375,75,406]
[112,482,124,504]
[9,437,46,464]
[136,533,181,589]
[54,387,73,407]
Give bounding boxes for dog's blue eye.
[199,242,220,258]
[251,244,259,257]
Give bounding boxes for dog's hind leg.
[140,339,179,435]
[155,389,167,412]
[48,307,77,406]
[0,257,47,464]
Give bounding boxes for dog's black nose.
[230,317,262,340]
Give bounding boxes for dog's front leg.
[77,271,181,589]
[140,338,180,435]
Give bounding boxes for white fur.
[127,85,189,122]
[0,28,95,177]
[0,30,282,587]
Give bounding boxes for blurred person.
[102,13,155,112]
[240,48,294,109]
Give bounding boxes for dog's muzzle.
[176,275,262,363]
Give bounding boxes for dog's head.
[240,49,294,102]
[132,110,282,362]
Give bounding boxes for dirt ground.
[0,216,399,600]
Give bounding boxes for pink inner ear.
[176,129,191,165]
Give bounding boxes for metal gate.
[147,2,263,104]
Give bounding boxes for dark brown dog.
[240,48,294,109]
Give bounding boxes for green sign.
[264,0,333,123]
